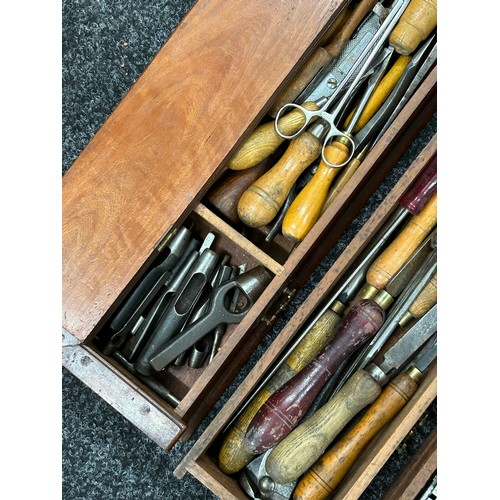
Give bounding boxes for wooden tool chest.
[62,0,437,497]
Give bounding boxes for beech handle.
[228,101,319,171]
[294,371,419,500]
[217,309,343,475]
[282,141,349,242]
[266,370,382,485]
[389,0,437,55]
[237,130,322,227]
[366,192,437,290]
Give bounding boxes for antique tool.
[399,271,436,327]
[322,34,436,211]
[239,450,297,500]
[244,299,385,455]
[280,48,395,241]
[237,120,328,228]
[294,333,436,499]
[103,226,192,354]
[267,0,378,117]
[274,0,410,169]
[134,236,220,376]
[265,304,437,484]
[121,243,200,361]
[389,0,437,55]
[187,338,211,368]
[148,266,273,371]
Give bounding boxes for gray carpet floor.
[62,1,437,498]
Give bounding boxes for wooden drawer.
[175,136,437,498]
[62,0,437,487]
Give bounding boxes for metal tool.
[265,305,437,484]
[134,234,220,376]
[149,266,273,371]
[274,0,410,168]
[103,226,192,354]
[294,334,437,500]
[239,450,296,500]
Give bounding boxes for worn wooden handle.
[237,130,322,227]
[244,300,384,454]
[266,370,382,484]
[228,101,319,171]
[346,55,411,133]
[367,193,437,290]
[218,308,343,474]
[389,0,437,55]
[294,372,419,500]
[282,141,349,242]
[323,154,363,211]
[408,271,437,318]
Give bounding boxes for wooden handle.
[206,160,270,224]
[266,370,382,485]
[244,300,384,454]
[346,55,411,133]
[282,141,349,242]
[323,0,379,58]
[408,272,437,319]
[237,130,322,227]
[294,371,419,499]
[218,308,343,474]
[228,101,319,171]
[389,0,437,55]
[366,193,437,290]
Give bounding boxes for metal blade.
[409,333,437,374]
[378,303,437,376]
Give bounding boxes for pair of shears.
[274,0,410,168]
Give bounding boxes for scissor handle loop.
[321,130,356,169]
[274,102,319,140]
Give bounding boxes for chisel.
[294,333,436,499]
[243,299,385,455]
[265,304,437,484]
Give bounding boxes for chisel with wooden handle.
[294,332,436,499]
[389,0,437,55]
[267,0,378,118]
[266,304,437,484]
[243,299,385,455]
[237,120,328,228]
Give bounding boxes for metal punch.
[148,266,273,372]
[274,0,410,168]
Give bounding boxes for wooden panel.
[62,329,186,449]
[62,0,348,341]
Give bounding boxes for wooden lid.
[62,0,345,341]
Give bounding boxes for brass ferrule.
[373,289,394,310]
[359,283,380,301]
[398,311,415,328]
[330,300,346,316]
[406,366,424,384]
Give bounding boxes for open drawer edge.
[62,329,186,449]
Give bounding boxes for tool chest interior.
[62,0,438,497]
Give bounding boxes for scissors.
[274,0,410,169]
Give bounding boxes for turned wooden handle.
[244,300,384,454]
[282,141,349,242]
[323,154,363,211]
[228,101,319,171]
[218,309,343,474]
[346,55,411,133]
[366,193,437,290]
[294,372,419,500]
[237,130,322,227]
[266,370,382,485]
[389,0,437,55]
[408,272,437,319]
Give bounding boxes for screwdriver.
[265,304,437,484]
[237,120,328,228]
[243,299,385,455]
[293,333,437,499]
[267,0,378,118]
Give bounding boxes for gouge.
[265,304,437,484]
[267,0,377,118]
[294,333,436,499]
[237,120,328,228]
[389,0,437,55]
[243,299,385,455]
